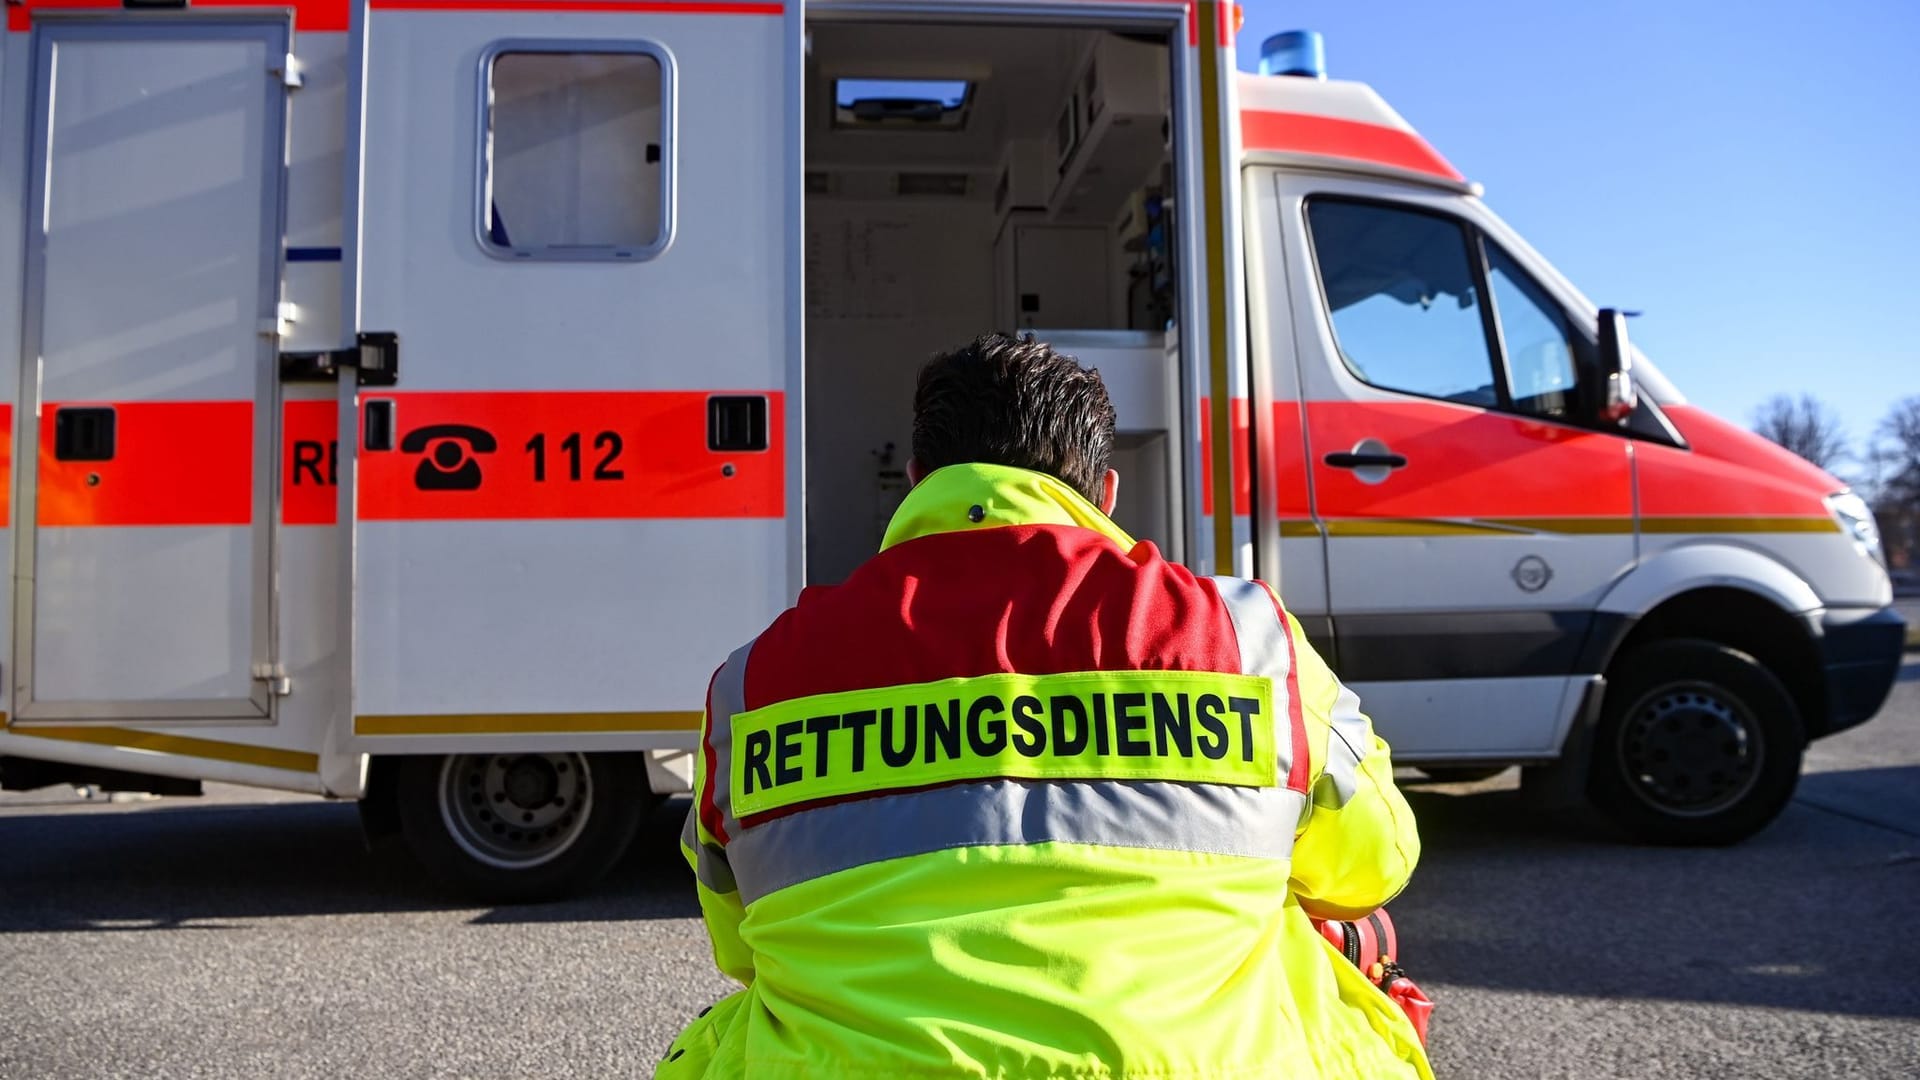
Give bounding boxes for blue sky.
[1236,0,1919,479]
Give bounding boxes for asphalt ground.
[1894,596,1918,646]
[2,654,1916,1078]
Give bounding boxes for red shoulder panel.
[743,525,1241,710]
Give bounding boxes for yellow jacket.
[664,465,1428,1079]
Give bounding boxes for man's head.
[910,332,1119,510]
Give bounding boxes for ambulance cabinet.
[1045,34,1170,225]
[994,214,1113,331]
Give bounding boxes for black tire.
[1415,766,1509,784]
[1588,638,1804,845]
[395,751,653,903]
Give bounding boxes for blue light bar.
[1260,30,1327,79]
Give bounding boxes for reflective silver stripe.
[1212,576,1372,808]
[1211,576,1289,679]
[682,804,737,894]
[726,777,1307,905]
[1320,683,1370,808]
[1211,576,1300,788]
[687,641,755,895]
[703,641,754,843]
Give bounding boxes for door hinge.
[271,54,305,89]
[259,301,301,340]
[252,663,293,697]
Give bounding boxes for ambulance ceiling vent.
[833,78,973,131]
[894,172,971,198]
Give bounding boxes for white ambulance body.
[0,0,1902,897]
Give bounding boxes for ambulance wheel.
[395,752,651,903]
[1589,639,1804,845]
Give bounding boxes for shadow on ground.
[0,794,700,932]
[5,766,1918,1020]
[1393,769,1920,1020]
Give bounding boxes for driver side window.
[1306,196,1598,426]
[1304,199,1499,407]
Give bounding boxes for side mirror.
[1595,307,1639,425]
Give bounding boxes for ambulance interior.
[803,21,1183,584]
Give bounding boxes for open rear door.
[14,18,291,722]
[342,0,799,748]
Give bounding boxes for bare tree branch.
[1751,393,1850,471]
[1871,395,1920,508]
[1869,396,1920,571]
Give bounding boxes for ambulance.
[0,0,1903,900]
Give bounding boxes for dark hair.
[912,332,1117,504]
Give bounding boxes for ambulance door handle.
[1323,451,1407,470]
[1324,438,1407,487]
[363,399,395,452]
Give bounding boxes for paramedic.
[663,332,1430,1079]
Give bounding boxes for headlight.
[1825,491,1883,565]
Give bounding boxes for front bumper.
[1815,606,1908,737]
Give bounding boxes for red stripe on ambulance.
[40,401,252,527]
[8,0,351,31]
[1240,109,1465,183]
[0,404,11,528]
[285,391,785,524]
[367,0,783,14]
[1638,405,1836,519]
[283,400,339,526]
[1198,396,1251,518]
[1197,398,1312,522]
[1301,399,1633,522]
[7,0,783,29]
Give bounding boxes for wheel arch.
[1594,545,1825,738]
[1527,548,1826,814]
[1597,543,1822,620]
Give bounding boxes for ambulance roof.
[1237,72,1471,193]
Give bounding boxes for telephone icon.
[401,423,497,492]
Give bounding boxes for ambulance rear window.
[483,46,670,260]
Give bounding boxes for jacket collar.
[879,463,1137,553]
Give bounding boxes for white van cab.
[0,0,1901,898]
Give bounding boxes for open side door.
[340,0,800,750]
[1177,0,1256,580]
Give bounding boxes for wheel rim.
[1615,681,1763,818]
[437,753,593,870]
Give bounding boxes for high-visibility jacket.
[666,464,1429,1080]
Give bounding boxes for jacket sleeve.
[1269,586,1421,919]
[681,667,757,986]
